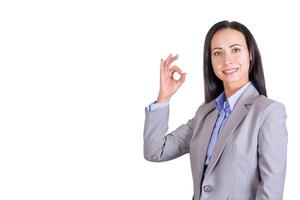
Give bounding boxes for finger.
[169,54,179,65]
[166,54,179,68]
[177,73,187,85]
[160,54,171,72]
[164,53,173,67]
[160,59,165,71]
[170,65,183,74]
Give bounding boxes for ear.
[249,52,253,61]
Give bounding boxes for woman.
[143,20,288,200]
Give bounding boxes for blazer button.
[203,185,214,192]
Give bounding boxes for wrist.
[156,95,170,103]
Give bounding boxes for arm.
[143,53,191,162]
[255,102,288,200]
[143,104,194,162]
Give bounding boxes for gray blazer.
[143,84,288,200]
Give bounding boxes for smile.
[223,68,239,75]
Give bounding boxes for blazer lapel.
[195,109,219,179]
[190,101,217,186]
[204,84,259,176]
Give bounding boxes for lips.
[223,68,239,75]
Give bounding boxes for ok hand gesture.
[157,54,187,103]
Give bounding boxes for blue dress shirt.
[204,81,251,165]
[147,82,252,166]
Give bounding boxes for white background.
[0,0,299,199]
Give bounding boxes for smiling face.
[211,28,251,90]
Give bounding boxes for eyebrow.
[211,44,242,52]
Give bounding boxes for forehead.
[211,28,247,48]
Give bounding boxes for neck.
[223,80,249,98]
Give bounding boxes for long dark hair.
[203,20,267,103]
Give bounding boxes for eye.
[232,48,241,53]
[213,51,222,56]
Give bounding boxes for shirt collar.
[215,81,252,113]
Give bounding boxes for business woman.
[143,21,288,200]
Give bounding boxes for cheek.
[211,55,220,65]
[212,64,223,78]
[237,53,250,66]
[239,58,250,72]
[211,59,222,71]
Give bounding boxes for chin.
[222,78,243,85]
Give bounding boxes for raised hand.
[157,53,187,103]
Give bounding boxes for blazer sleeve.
[143,104,196,162]
[255,102,288,200]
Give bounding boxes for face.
[210,28,251,88]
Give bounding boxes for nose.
[223,51,233,65]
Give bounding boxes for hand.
[157,53,187,103]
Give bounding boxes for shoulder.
[195,100,215,115]
[253,95,285,110]
[251,95,287,123]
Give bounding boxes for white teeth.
[223,68,238,74]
